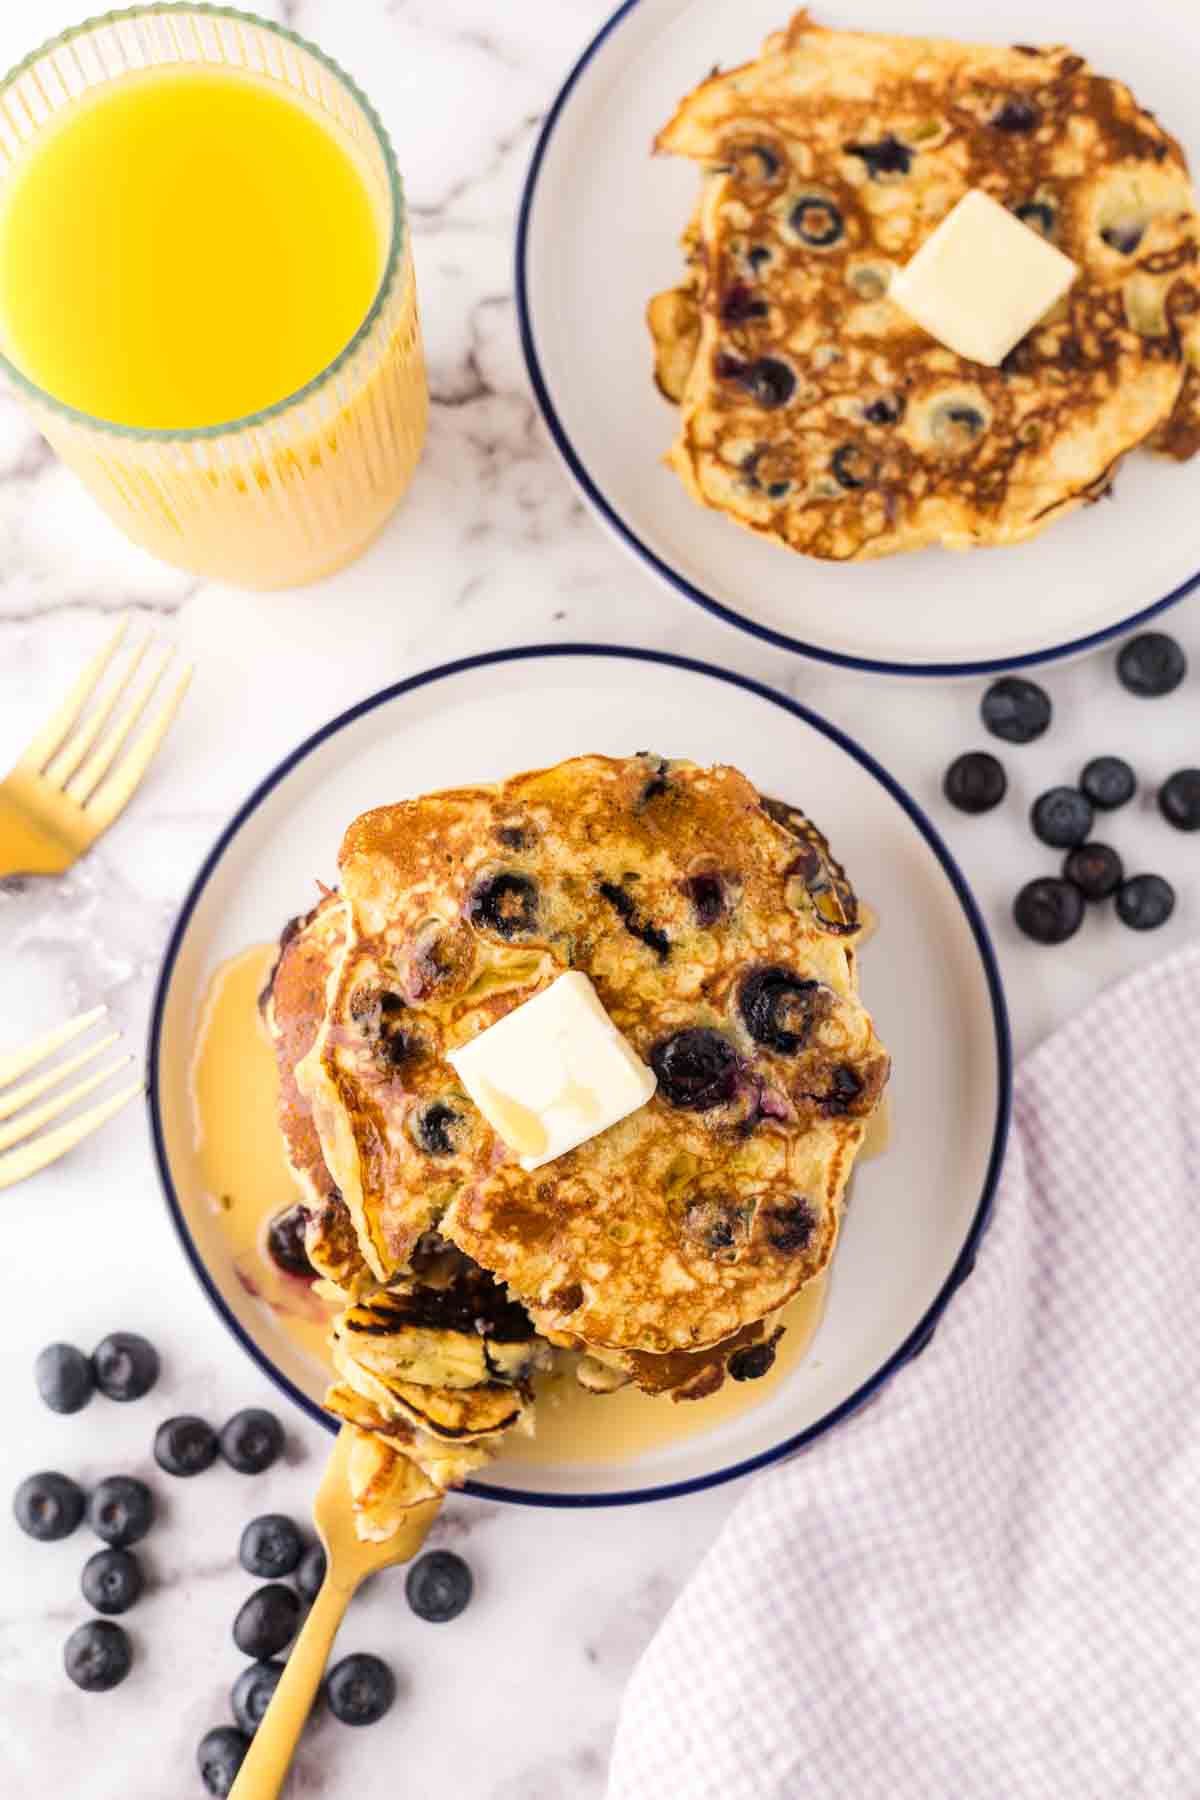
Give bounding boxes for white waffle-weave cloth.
[608,942,1200,1800]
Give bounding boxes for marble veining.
[0,2,1197,1796]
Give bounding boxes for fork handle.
[228,1575,351,1800]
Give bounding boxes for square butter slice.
[447,971,656,1172]
[890,188,1077,367]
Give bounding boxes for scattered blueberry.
[233,1583,300,1659]
[405,1550,473,1624]
[231,1659,285,1736]
[1116,874,1176,931]
[63,1620,131,1692]
[649,1028,738,1110]
[727,1339,779,1381]
[325,1652,396,1725]
[1013,877,1085,945]
[87,1475,154,1549]
[1117,631,1186,697]
[844,134,912,178]
[981,676,1052,744]
[266,1204,313,1279]
[219,1408,284,1476]
[738,966,822,1054]
[296,1542,326,1604]
[944,751,1007,814]
[13,1471,85,1542]
[788,195,844,248]
[154,1415,218,1478]
[197,1726,250,1796]
[1122,626,1187,694]
[1080,755,1136,811]
[91,1332,159,1403]
[81,1547,144,1615]
[1159,768,1200,832]
[34,1343,94,1414]
[1063,843,1124,902]
[239,1514,303,1581]
[1031,787,1093,849]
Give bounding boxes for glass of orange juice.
[0,7,427,589]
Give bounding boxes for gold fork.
[0,1006,143,1189]
[0,617,192,878]
[230,1426,441,1799]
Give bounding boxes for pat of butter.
[447,972,656,1171]
[889,189,1077,367]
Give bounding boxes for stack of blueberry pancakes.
[262,753,889,1539]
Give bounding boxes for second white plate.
[516,0,1200,675]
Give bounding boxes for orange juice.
[0,65,384,429]
[0,10,427,589]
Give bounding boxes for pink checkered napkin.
[608,943,1200,1800]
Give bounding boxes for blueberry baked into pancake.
[263,754,888,1540]
[649,12,1200,560]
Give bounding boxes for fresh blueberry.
[233,1584,300,1659]
[1101,221,1146,255]
[266,1203,313,1278]
[469,872,539,939]
[405,1550,473,1624]
[197,1726,250,1796]
[649,1028,738,1110]
[738,966,822,1054]
[87,1475,154,1548]
[864,392,904,425]
[154,1415,218,1478]
[1063,843,1123,902]
[1013,878,1085,945]
[81,1547,143,1615]
[1117,631,1186,697]
[219,1408,284,1475]
[1159,768,1200,831]
[231,1660,285,1735]
[981,676,1052,744]
[720,282,769,324]
[34,1342,94,1415]
[91,1332,159,1402]
[944,751,1007,814]
[64,1620,131,1692]
[13,1470,85,1541]
[788,195,844,246]
[1116,874,1176,931]
[325,1652,397,1724]
[1080,756,1136,811]
[1031,787,1093,849]
[239,1514,303,1581]
[296,1542,326,1604]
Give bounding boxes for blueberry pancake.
[299,753,888,1357]
[650,13,1200,559]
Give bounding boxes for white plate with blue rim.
[148,645,1010,1506]
[515,0,1200,677]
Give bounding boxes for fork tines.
[0,1006,143,1190]
[20,616,193,829]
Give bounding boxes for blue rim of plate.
[513,0,1200,679]
[147,643,1012,1507]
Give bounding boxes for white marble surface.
[0,2,1197,1796]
